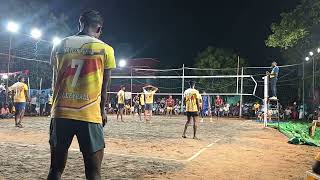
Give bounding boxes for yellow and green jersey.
[8,82,28,103]
[50,35,116,124]
[184,88,201,112]
[117,90,125,104]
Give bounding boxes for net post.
[239,67,244,118]
[302,62,305,119]
[236,56,240,94]
[130,67,133,106]
[263,75,269,127]
[181,64,185,113]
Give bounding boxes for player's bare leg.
[83,149,104,180]
[117,108,124,122]
[47,147,68,180]
[192,116,198,139]
[14,110,19,127]
[19,109,25,127]
[182,116,191,138]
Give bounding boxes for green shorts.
[49,118,105,155]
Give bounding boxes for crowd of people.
[0,82,53,121]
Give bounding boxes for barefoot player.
[48,10,116,179]
[117,86,125,122]
[143,85,158,122]
[8,76,28,128]
[182,81,201,139]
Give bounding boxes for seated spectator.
[0,104,14,119]
[125,103,131,115]
[284,107,291,120]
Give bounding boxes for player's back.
[184,88,200,112]
[51,35,116,123]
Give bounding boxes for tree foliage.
[195,47,245,70]
[266,0,320,50]
[194,47,246,93]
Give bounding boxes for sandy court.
[0,115,318,179]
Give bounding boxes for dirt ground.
[0,115,318,180]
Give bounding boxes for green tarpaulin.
[268,121,320,146]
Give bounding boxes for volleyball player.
[48,10,116,179]
[8,76,28,128]
[182,81,201,139]
[143,85,158,122]
[140,91,145,119]
[201,92,211,122]
[117,86,125,122]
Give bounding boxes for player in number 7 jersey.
[48,10,116,180]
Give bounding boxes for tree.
[265,0,320,107]
[266,0,320,52]
[193,47,246,94]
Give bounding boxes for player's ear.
[96,26,102,34]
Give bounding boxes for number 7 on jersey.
[71,59,84,88]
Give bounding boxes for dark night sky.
[50,0,301,67]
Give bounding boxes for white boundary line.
[0,120,252,164]
[186,120,251,162]
[70,148,184,162]
[187,139,221,162]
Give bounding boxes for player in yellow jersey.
[117,86,125,122]
[313,153,320,174]
[8,76,28,128]
[182,81,201,139]
[143,85,158,122]
[140,91,145,119]
[48,10,116,180]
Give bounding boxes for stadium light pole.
[309,51,315,111]
[6,21,20,103]
[119,59,133,106]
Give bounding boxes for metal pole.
[313,57,315,112]
[263,75,269,127]
[239,67,244,118]
[39,78,42,92]
[6,35,12,104]
[130,67,133,107]
[181,64,185,113]
[302,62,305,119]
[236,56,240,94]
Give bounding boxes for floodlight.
[7,21,19,33]
[30,28,42,39]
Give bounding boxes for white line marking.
[186,120,250,162]
[187,139,221,162]
[70,148,183,162]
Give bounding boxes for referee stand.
[263,75,280,128]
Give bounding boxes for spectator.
[39,91,46,116]
[215,95,224,117]
[30,92,38,115]
[0,90,6,104]
[45,90,53,116]
[0,103,13,119]
[284,107,291,120]
[253,102,261,116]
